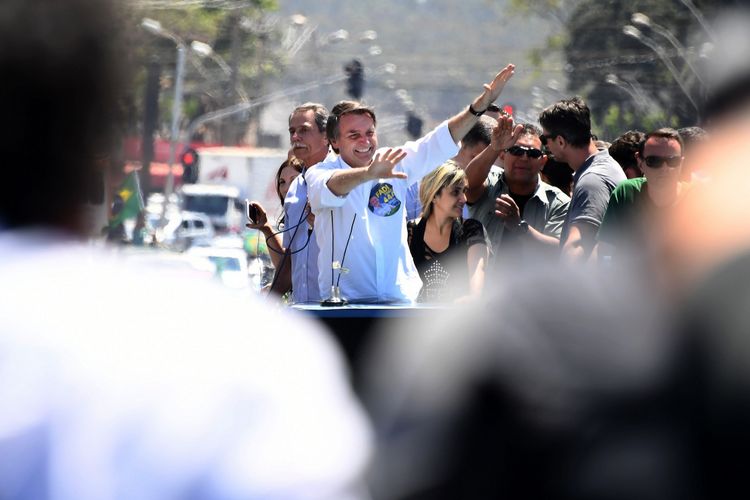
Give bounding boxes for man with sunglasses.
[538,97,626,264]
[465,120,571,268]
[596,128,686,261]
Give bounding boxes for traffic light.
[181,147,199,184]
[406,111,423,139]
[344,59,364,99]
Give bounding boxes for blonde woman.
[407,160,490,302]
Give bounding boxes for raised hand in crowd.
[491,115,524,153]
[474,64,516,112]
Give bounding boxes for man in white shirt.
[306,64,516,303]
[279,103,332,302]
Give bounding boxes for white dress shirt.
[306,121,458,303]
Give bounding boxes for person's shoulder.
[608,177,646,206]
[315,155,341,169]
[539,180,571,202]
[591,151,627,177]
[461,217,485,235]
[612,177,647,195]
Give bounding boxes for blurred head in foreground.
[0,0,124,234]
[0,2,372,498]
[364,9,750,500]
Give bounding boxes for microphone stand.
[321,212,356,307]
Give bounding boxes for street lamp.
[190,40,249,103]
[141,18,186,206]
[605,73,655,116]
[623,24,700,113]
[678,0,717,42]
[631,12,706,88]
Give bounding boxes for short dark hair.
[609,130,645,170]
[538,96,592,148]
[639,128,684,156]
[326,100,377,152]
[542,157,573,195]
[518,123,542,137]
[0,0,123,231]
[678,127,709,149]
[462,116,496,147]
[289,102,329,133]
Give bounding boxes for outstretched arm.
[326,148,408,196]
[447,64,515,143]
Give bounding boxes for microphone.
[321,212,356,307]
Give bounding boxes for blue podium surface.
[291,303,444,318]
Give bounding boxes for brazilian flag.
[108,170,144,228]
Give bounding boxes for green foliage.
[512,0,730,131]
[122,0,280,141]
[595,103,680,140]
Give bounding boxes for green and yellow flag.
[108,170,144,228]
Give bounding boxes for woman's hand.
[245,201,270,230]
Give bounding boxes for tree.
[122,0,280,145]
[510,0,734,136]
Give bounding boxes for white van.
[179,184,243,232]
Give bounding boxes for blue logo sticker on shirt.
[368,182,401,217]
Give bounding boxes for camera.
[246,200,258,224]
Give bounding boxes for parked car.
[161,211,215,251]
[186,246,250,290]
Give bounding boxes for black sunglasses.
[539,133,557,146]
[505,145,544,159]
[643,155,682,169]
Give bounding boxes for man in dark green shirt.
[596,128,686,261]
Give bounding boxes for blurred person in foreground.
[363,9,750,500]
[406,161,489,303]
[0,1,372,499]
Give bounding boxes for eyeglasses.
[539,133,557,146]
[643,155,682,169]
[505,145,544,159]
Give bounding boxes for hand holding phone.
[246,200,258,224]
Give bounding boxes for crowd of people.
[251,76,710,306]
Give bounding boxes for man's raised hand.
[475,64,515,111]
[367,148,408,180]
[491,115,524,152]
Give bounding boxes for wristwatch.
[468,103,486,117]
[517,220,529,234]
